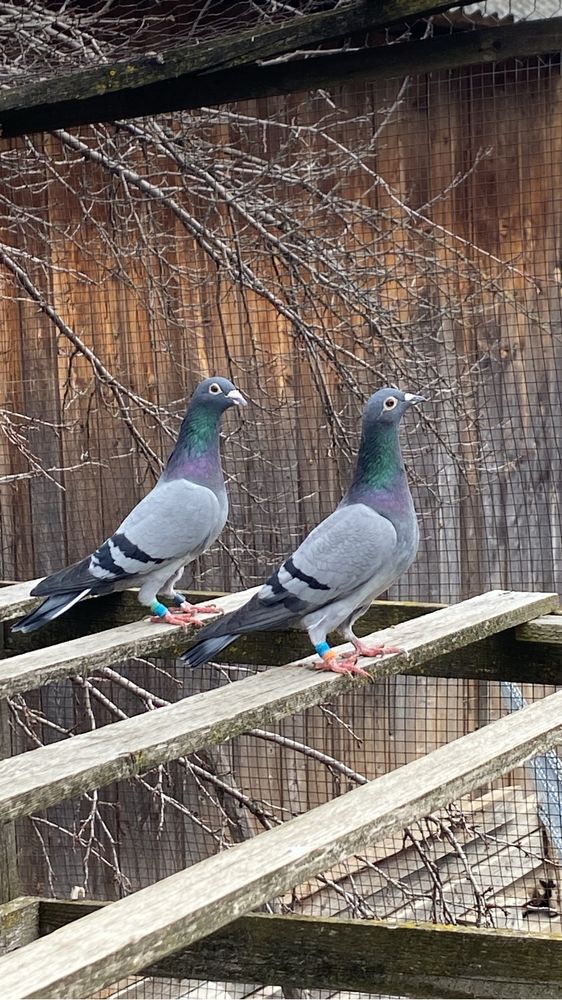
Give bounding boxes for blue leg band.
[315,641,331,657]
[173,593,185,608]
[151,600,168,618]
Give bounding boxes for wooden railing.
[0,583,559,998]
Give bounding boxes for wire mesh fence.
[93,983,404,999]
[13,667,562,998]
[13,669,562,915]
[1,59,560,600]
[0,0,562,94]
[1,3,561,998]
[93,982,407,999]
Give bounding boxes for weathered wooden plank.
[0,580,42,622]
[7,625,562,690]
[0,588,560,701]
[0,590,555,822]
[0,582,226,629]
[0,626,19,905]
[17,26,562,138]
[6,676,562,998]
[35,903,562,999]
[0,0,478,139]
[38,897,108,934]
[4,585,561,684]
[0,587,260,698]
[516,616,562,645]
[0,589,440,655]
[0,896,39,954]
[0,21,561,139]
[415,633,562,686]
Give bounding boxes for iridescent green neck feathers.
[349,422,406,495]
[164,402,222,482]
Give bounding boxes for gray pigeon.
[182,387,424,675]
[12,376,247,634]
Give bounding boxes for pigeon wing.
[32,480,224,596]
[200,503,397,638]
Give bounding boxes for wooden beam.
[0,897,39,954]
[0,17,560,137]
[0,0,477,138]
[0,629,19,905]
[517,616,562,645]
[0,587,440,655]
[0,584,227,636]
[3,581,560,685]
[0,581,41,623]
[5,676,562,998]
[0,586,560,697]
[36,903,562,999]
[0,590,556,823]
[0,577,225,632]
[0,587,260,698]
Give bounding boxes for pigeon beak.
[404,392,427,406]
[227,388,248,407]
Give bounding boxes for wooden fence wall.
[0,59,560,603]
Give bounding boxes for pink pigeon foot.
[311,652,370,678]
[177,601,223,617]
[150,610,206,627]
[150,601,223,627]
[351,640,405,658]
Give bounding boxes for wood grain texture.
[0,591,556,823]
[0,588,438,655]
[5,672,562,997]
[0,586,260,698]
[516,616,562,645]
[0,20,561,138]
[0,897,39,954]
[36,904,562,999]
[0,0,478,137]
[0,588,559,701]
[0,580,42,622]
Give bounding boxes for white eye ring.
[209,383,222,394]
[384,397,398,410]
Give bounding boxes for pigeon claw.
[353,642,405,658]
[150,610,206,628]
[178,601,223,617]
[311,654,370,678]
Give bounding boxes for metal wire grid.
[1,63,561,601]
[0,0,560,91]
[13,671,562,912]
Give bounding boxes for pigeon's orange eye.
[209,383,222,394]
[384,397,397,410]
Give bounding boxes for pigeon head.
[363,387,426,427]
[190,376,247,414]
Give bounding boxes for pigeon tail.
[181,633,237,669]
[12,589,91,634]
